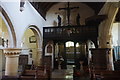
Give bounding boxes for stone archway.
[0,6,17,78]
[98,3,119,70]
[29,25,43,66]
[0,6,16,47]
[21,25,42,66]
[98,3,119,48]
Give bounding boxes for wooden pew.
[36,65,51,80]
[100,76,120,80]
[99,71,120,80]
[92,70,120,80]
[19,65,51,80]
[35,70,48,80]
[19,70,36,80]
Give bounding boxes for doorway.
[65,41,87,69]
[21,26,42,67]
[53,41,88,69]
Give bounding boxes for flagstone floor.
[0,65,90,80]
[51,65,90,80]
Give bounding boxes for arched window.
[47,44,52,53]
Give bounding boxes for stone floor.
[51,65,90,80]
[0,65,90,80]
[52,69,73,80]
[51,69,90,80]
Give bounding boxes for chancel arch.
[43,2,100,69]
[20,25,42,66]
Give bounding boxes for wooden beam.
[115,8,120,22]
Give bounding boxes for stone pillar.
[98,2,119,70]
[99,35,114,70]
[4,48,21,76]
[37,49,42,66]
[99,35,112,48]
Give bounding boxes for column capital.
[4,48,21,56]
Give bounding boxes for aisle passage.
[52,69,73,80]
[51,68,90,80]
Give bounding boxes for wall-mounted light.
[20,0,25,12]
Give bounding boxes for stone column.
[37,49,42,66]
[4,48,21,76]
[98,35,112,48]
[99,35,114,70]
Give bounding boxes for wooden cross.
[59,2,79,25]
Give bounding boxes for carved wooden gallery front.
[42,2,106,69]
[43,25,98,69]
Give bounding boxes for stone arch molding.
[98,3,119,70]
[98,3,119,48]
[22,25,43,66]
[45,43,53,56]
[28,25,43,50]
[0,6,16,47]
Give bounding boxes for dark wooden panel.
[43,25,98,42]
[43,56,52,68]
[19,55,28,65]
[90,48,110,70]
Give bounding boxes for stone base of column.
[4,48,21,77]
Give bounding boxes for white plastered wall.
[45,2,95,26]
[111,23,119,47]
[0,0,45,48]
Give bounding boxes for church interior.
[0,0,120,80]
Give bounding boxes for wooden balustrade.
[43,25,98,41]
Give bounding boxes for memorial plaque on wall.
[90,48,110,70]
[19,55,28,65]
